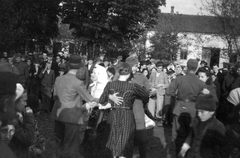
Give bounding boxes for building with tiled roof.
[147,7,240,68]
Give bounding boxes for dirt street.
[37,113,176,158]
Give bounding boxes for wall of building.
[146,31,234,68]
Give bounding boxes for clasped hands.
[86,93,124,111]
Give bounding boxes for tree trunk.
[87,40,93,58]
[228,40,233,55]
[81,42,87,55]
[95,44,100,57]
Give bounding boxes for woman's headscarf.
[227,88,240,106]
[90,64,108,98]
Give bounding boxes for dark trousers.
[41,85,52,112]
[172,115,192,156]
[54,120,83,158]
[135,129,148,158]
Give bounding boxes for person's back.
[52,72,93,124]
[98,68,149,158]
[172,74,205,101]
[167,73,206,117]
[166,59,207,156]
[105,80,149,107]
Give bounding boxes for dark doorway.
[210,48,220,68]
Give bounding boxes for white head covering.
[15,83,24,100]
[227,88,240,106]
[90,64,109,98]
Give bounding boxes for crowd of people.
[0,51,240,158]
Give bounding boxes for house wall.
[146,31,233,68]
[177,33,229,68]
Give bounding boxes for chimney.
[171,6,174,15]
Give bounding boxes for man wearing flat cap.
[200,60,208,67]
[166,58,210,156]
[51,54,99,158]
[13,53,29,88]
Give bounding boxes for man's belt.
[178,98,196,102]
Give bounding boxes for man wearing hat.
[40,52,48,70]
[200,60,208,67]
[115,55,152,158]
[48,53,59,78]
[27,59,42,97]
[179,94,229,158]
[58,64,66,76]
[21,54,28,62]
[166,58,209,156]
[51,54,98,158]
[2,52,8,62]
[0,56,19,75]
[13,53,29,88]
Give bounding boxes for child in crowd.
[179,94,230,158]
[39,62,55,113]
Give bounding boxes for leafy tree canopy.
[0,0,60,52]
[203,0,240,54]
[149,32,180,61]
[60,0,165,56]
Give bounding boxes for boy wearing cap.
[179,94,229,158]
[166,58,209,155]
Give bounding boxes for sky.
[160,0,208,15]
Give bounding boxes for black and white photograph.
[0,0,240,158]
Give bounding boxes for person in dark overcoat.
[166,59,209,155]
[39,62,55,113]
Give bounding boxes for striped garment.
[99,80,149,157]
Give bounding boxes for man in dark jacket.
[166,59,209,155]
